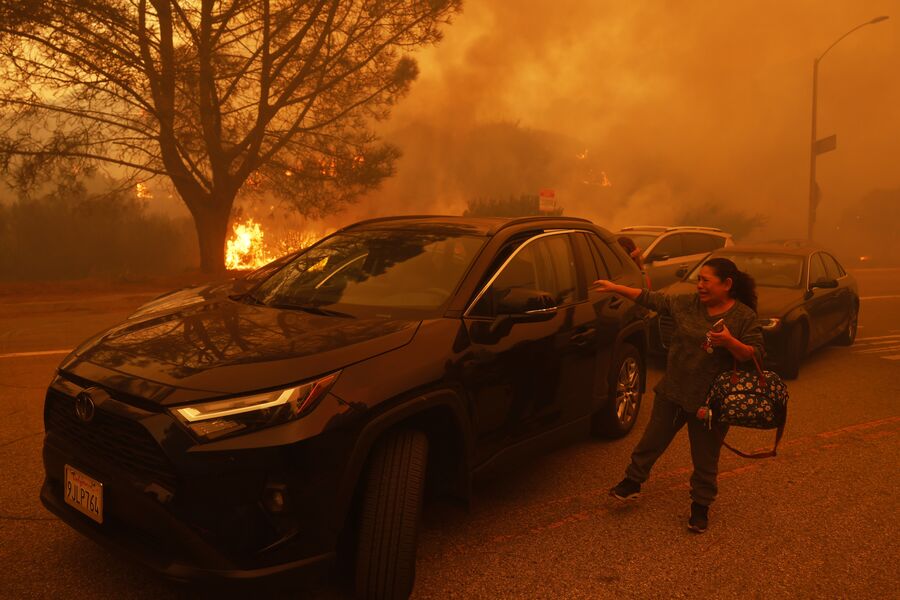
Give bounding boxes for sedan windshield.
[250,229,486,314]
[688,253,805,288]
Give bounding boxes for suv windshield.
[251,229,485,314]
[687,253,805,288]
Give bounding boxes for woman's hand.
[707,324,734,348]
[591,279,618,293]
[709,325,756,361]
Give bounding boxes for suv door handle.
[609,297,624,309]
[570,326,597,346]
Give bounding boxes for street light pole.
[808,57,819,241]
[806,15,889,241]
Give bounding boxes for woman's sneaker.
[688,502,709,533]
[609,478,641,501]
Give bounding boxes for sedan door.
[805,252,841,349]
[820,252,854,338]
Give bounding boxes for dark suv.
[40,216,649,598]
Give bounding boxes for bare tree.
[0,0,461,272]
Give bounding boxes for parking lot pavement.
[0,268,897,598]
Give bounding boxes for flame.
[225,218,272,271]
[225,217,328,271]
[135,182,152,199]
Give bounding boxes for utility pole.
[806,16,888,241]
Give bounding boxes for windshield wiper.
[229,291,265,306]
[267,303,355,318]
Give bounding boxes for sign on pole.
[814,134,837,155]
[539,189,556,213]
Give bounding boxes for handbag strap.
[731,350,768,388]
[716,418,786,459]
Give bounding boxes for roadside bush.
[464,194,563,217]
[0,188,197,281]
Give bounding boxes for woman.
[593,257,764,533]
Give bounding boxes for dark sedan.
[656,245,859,379]
[40,215,649,599]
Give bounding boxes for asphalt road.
[0,270,898,599]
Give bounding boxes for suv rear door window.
[589,235,624,279]
[574,233,607,281]
[683,233,725,254]
[648,234,683,261]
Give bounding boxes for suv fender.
[336,387,474,524]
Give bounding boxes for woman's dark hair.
[617,236,638,255]
[702,257,758,312]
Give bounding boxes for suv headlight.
[759,317,782,331]
[171,371,341,441]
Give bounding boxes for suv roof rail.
[490,215,593,234]
[341,214,462,230]
[619,225,725,233]
[339,214,595,236]
[666,226,725,233]
[619,226,668,232]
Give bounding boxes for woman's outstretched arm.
[593,279,676,316]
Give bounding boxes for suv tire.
[592,343,643,438]
[355,430,429,600]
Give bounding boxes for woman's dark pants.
[625,394,728,506]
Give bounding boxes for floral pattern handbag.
[704,354,789,459]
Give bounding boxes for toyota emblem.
[74,391,96,423]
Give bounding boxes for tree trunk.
[190,202,232,275]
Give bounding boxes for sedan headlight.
[171,371,341,441]
[759,317,782,331]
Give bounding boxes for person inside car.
[617,236,651,289]
[592,257,764,532]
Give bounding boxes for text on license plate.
[64,465,103,524]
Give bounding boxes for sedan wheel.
[834,306,859,347]
[593,343,643,438]
[780,323,806,380]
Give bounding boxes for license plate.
[64,465,103,524]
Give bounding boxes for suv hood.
[63,292,420,399]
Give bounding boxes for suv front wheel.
[355,429,429,600]
[592,343,643,438]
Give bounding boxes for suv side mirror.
[496,288,558,321]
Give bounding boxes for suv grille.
[659,315,676,349]
[45,390,178,489]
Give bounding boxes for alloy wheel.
[615,357,640,424]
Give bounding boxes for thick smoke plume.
[342,0,899,262]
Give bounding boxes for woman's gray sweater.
[637,290,765,411]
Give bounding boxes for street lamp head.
[870,16,889,24]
